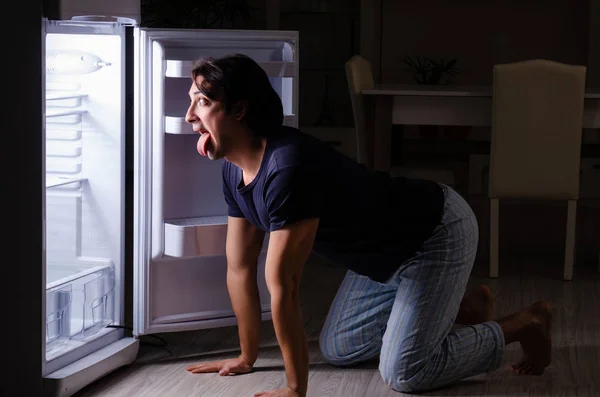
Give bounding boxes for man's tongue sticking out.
[198,131,212,157]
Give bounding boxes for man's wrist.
[239,353,256,367]
[287,384,305,396]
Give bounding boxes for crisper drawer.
[46,284,72,352]
[46,262,115,350]
[164,216,270,257]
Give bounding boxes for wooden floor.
[74,256,600,397]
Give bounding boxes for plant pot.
[443,125,471,141]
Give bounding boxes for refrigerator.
[42,16,299,397]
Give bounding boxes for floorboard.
[74,257,600,397]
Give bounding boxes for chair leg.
[490,198,499,278]
[564,199,577,281]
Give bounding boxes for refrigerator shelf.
[46,93,88,109]
[165,60,297,79]
[164,216,270,257]
[46,109,88,118]
[46,129,82,141]
[164,115,297,134]
[46,158,81,174]
[46,93,88,101]
[46,141,81,157]
[164,215,228,257]
[46,176,87,189]
[284,115,296,127]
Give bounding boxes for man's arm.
[265,217,319,397]
[226,216,266,366]
[186,216,264,375]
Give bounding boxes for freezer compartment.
[46,262,116,358]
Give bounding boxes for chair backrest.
[345,55,374,165]
[489,59,586,199]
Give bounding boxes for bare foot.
[456,285,494,325]
[509,301,552,375]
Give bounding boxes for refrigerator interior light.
[47,51,111,75]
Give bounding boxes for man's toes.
[511,360,546,376]
[519,362,533,374]
[510,359,526,370]
[528,363,546,376]
[510,359,531,373]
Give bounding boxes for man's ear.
[234,100,248,121]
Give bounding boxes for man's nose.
[185,105,197,124]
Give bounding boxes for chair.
[345,55,455,184]
[345,55,373,165]
[488,59,586,280]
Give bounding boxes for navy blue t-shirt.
[222,126,444,283]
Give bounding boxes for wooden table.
[362,84,600,171]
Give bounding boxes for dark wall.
[4,0,44,396]
[43,0,60,19]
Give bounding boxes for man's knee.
[319,329,379,367]
[378,355,435,393]
[319,344,355,366]
[319,331,354,366]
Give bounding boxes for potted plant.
[403,56,462,85]
[141,0,251,28]
[402,56,470,140]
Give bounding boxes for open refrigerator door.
[42,17,138,396]
[133,27,299,336]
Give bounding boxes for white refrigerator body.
[41,18,299,397]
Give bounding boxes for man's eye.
[198,98,208,106]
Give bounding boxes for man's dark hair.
[191,53,284,137]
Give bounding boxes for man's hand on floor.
[186,356,253,375]
[254,386,302,397]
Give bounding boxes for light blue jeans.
[319,184,505,393]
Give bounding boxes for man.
[184,54,552,397]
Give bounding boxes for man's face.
[185,77,239,160]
